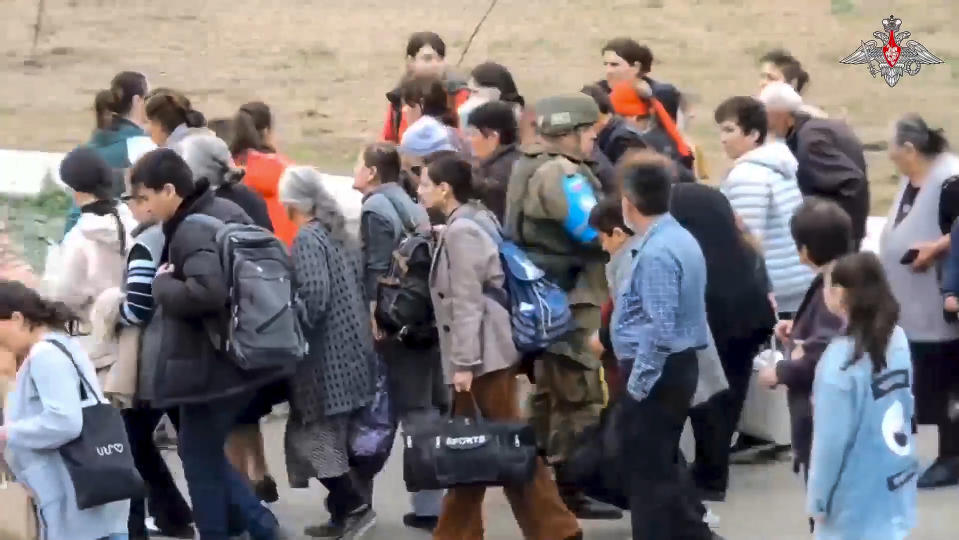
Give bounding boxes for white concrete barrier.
[0,149,67,198]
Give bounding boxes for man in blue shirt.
[611,151,715,540]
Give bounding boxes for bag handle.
[44,339,103,405]
[450,389,485,424]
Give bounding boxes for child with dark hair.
[588,198,637,399]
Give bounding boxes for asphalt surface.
[153,411,957,540]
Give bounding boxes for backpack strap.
[452,208,510,311]
[376,189,419,234]
[44,338,102,404]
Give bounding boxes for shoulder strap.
[455,208,503,247]
[376,189,418,234]
[44,339,101,404]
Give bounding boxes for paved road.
[158,417,956,540]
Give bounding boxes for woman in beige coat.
[417,154,582,540]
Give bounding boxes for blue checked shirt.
[611,214,709,401]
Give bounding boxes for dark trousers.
[179,391,277,540]
[319,474,367,525]
[123,407,192,537]
[910,340,959,457]
[620,349,713,540]
[688,336,762,496]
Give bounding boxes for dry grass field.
[2,0,958,216]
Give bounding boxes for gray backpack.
[186,215,307,371]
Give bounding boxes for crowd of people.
[0,28,957,540]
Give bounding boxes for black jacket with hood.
[144,179,293,407]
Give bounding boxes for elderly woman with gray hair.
[278,166,378,538]
[880,114,959,489]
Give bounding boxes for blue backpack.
[465,211,573,353]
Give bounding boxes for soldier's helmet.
[534,95,600,137]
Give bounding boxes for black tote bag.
[402,392,537,492]
[45,339,145,510]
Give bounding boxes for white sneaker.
[703,506,720,528]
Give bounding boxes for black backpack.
[373,193,437,349]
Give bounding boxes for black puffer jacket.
[145,180,293,407]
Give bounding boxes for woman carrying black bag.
[0,280,139,540]
[418,155,583,540]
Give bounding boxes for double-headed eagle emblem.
[840,15,943,87]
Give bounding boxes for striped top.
[119,224,164,326]
[721,141,813,313]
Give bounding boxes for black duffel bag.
[47,340,145,510]
[559,398,628,509]
[402,393,537,491]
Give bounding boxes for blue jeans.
[179,391,278,540]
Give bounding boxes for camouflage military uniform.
[504,95,609,465]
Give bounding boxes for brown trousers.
[433,368,581,540]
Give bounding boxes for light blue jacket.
[2,333,129,540]
[807,326,917,540]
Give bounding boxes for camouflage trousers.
[529,351,605,465]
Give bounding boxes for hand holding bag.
[738,335,792,444]
[45,340,145,510]
[402,391,537,492]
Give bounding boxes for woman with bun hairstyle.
[143,89,210,150]
[230,102,297,247]
[64,71,156,236]
[0,280,129,540]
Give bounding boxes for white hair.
[279,166,352,245]
[759,81,803,113]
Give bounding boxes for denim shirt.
[611,214,709,401]
[807,327,917,540]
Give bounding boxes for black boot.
[560,490,623,520]
[917,457,959,489]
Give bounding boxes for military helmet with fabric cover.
[534,94,600,136]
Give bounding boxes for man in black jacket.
[760,82,869,248]
[129,148,288,540]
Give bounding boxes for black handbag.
[401,392,537,492]
[560,398,628,509]
[46,339,145,510]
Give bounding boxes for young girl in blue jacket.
[808,252,918,540]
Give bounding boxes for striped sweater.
[721,141,813,313]
[119,224,164,326]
